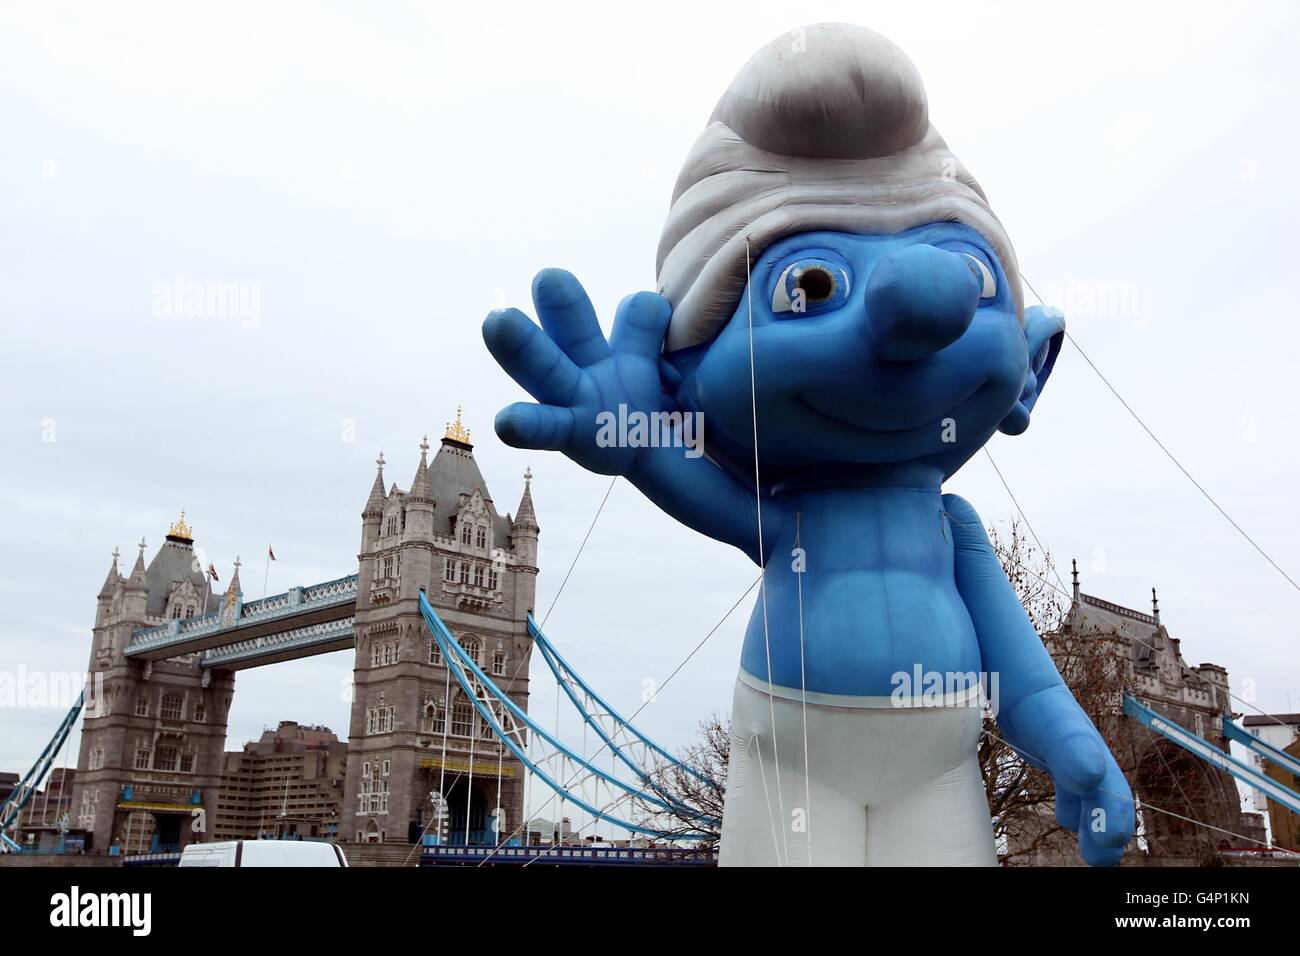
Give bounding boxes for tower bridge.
[54,411,549,854]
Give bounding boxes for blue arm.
[944,492,1134,866]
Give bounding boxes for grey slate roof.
[144,538,214,617]
[424,439,514,542]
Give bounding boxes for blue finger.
[494,402,574,451]
[483,308,582,407]
[532,268,612,369]
[610,291,672,358]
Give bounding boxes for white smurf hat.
[656,22,1023,352]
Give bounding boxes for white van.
[178,840,348,867]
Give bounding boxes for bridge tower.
[71,515,236,854]
[345,409,539,846]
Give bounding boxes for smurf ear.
[999,306,1065,435]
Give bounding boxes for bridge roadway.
[123,574,358,668]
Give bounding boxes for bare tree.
[981,519,1068,862]
[636,712,728,847]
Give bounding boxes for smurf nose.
[864,245,980,362]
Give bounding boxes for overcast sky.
[2,1,1297,830]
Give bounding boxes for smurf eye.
[771,258,852,316]
[960,253,996,299]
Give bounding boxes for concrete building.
[214,721,347,841]
[10,769,77,852]
[1241,713,1300,849]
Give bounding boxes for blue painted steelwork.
[1124,695,1300,815]
[1221,717,1300,778]
[529,612,718,792]
[125,574,358,657]
[418,591,711,840]
[421,843,717,866]
[1,690,83,852]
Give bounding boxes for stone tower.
[344,410,539,846]
[72,514,236,854]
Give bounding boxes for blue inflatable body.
[484,24,1134,866]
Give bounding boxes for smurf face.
[664,223,1061,487]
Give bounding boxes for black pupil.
[797,267,834,301]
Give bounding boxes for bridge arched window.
[185,605,195,618]
[492,649,506,676]
[460,522,472,545]
[193,699,206,723]
[458,562,469,584]
[479,713,495,740]
[134,695,151,717]
[155,744,179,772]
[458,635,482,667]
[473,564,485,587]
[160,693,183,721]
[171,604,182,619]
[444,558,456,582]
[475,526,487,549]
[451,698,473,737]
[429,641,442,666]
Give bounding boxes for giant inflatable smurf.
[483,23,1135,866]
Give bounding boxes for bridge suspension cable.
[417,591,715,842]
[529,613,717,792]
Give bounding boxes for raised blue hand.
[483,268,783,563]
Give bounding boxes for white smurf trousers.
[719,672,997,866]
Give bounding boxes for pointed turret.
[125,539,148,591]
[95,547,121,627]
[513,466,539,535]
[98,548,121,599]
[120,538,149,622]
[409,436,433,503]
[226,556,242,598]
[509,467,539,614]
[364,452,387,517]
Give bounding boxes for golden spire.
[167,509,193,542]
[444,405,471,444]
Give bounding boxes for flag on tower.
[268,544,276,561]
[208,563,220,582]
